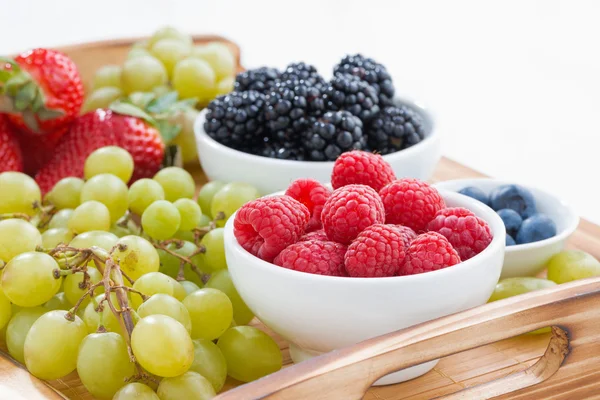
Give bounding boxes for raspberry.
[400,232,460,276]
[344,224,407,277]
[395,225,417,246]
[427,207,493,260]
[298,229,328,242]
[285,179,331,232]
[379,178,445,232]
[331,151,396,192]
[321,184,385,245]
[233,195,310,262]
[273,240,347,276]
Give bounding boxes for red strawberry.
[17,125,69,175]
[0,114,23,172]
[1,48,84,135]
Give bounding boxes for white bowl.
[434,178,579,279]
[224,190,505,385]
[194,97,441,194]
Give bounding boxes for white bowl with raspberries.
[434,178,579,278]
[222,151,505,385]
[194,97,441,194]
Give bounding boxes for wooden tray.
[3,37,600,400]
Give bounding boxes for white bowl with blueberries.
[194,55,441,194]
[434,178,579,278]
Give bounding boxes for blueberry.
[490,184,537,218]
[458,186,489,205]
[506,235,516,246]
[516,214,557,244]
[496,208,523,237]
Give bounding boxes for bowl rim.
[433,178,580,253]
[224,189,506,285]
[193,96,439,167]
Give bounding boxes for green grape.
[0,172,41,216]
[174,198,202,231]
[122,56,168,94]
[190,338,227,392]
[68,201,111,234]
[48,208,74,229]
[206,270,254,325]
[183,288,232,340]
[216,76,234,96]
[157,371,216,400]
[137,294,192,333]
[63,268,103,307]
[141,200,181,240]
[45,177,84,210]
[82,86,123,112]
[24,310,87,379]
[197,181,226,219]
[2,252,61,307]
[211,182,260,227]
[198,228,226,272]
[83,293,124,335]
[169,108,199,164]
[180,280,201,295]
[70,230,119,269]
[148,26,193,48]
[110,220,140,238]
[153,84,171,96]
[0,219,42,262]
[127,47,152,60]
[191,42,235,80]
[158,241,205,286]
[217,325,282,382]
[80,174,129,223]
[93,65,122,90]
[111,235,160,280]
[131,314,193,377]
[198,214,211,227]
[151,39,191,78]
[113,382,160,400]
[131,272,177,309]
[172,58,216,101]
[174,229,196,242]
[6,307,46,363]
[44,292,72,311]
[84,146,134,183]
[547,250,600,284]
[0,287,11,330]
[153,167,196,202]
[77,332,135,399]
[41,228,74,248]
[128,178,165,215]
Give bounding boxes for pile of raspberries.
[233,150,493,278]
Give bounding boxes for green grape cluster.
[0,146,278,399]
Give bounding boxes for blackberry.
[203,91,266,150]
[264,80,325,140]
[281,62,326,88]
[367,105,425,154]
[302,111,367,161]
[234,67,281,94]
[323,73,380,122]
[334,54,395,106]
[250,136,306,161]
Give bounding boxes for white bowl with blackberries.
[194,55,441,194]
[434,178,579,278]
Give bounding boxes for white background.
[2,0,598,223]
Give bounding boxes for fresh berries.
[333,54,395,106]
[302,111,366,161]
[515,214,556,245]
[203,91,266,150]
[298,229,328,242]
[331,150,396,191]
[496,208,522,238]
[274,240,347,276]
[285,179,331,232]
[344,224,407,277]
[379,178,445,232]
[489,184,537,219]
[367,106,425,154]
[323,73,380,121]
[427,207,493,261]
[234,67,281,94]
[458,186,489,206]
[0,115,23,172]
[321,184,385,245]
[233,195,309,262]
[395,225,417,246]
[400,232,460,275]
[281,62,326,88]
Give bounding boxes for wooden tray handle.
[216,277,600,400]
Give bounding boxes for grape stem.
[64,281,103,320]
[152,239,209,283]
[29,202,56,229]
[0,212,31,221]
[191,211,224,245]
